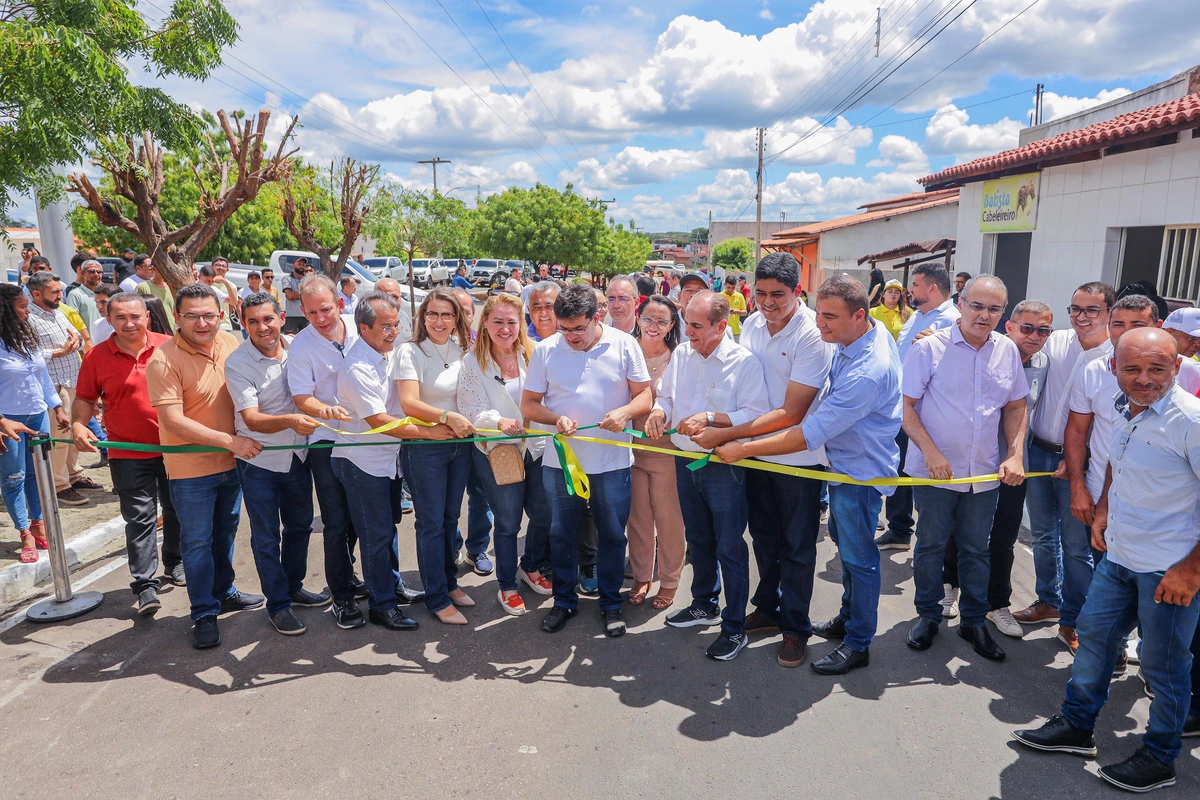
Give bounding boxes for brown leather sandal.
[650,587,677,610]
[628,581,653,605]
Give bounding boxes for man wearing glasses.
[64,258,105,331]
[605,276,639,335]
[1013,282,1116,650]
[147,284,266,649]
[901,276,1029,662]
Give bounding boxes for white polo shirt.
[739,304,833,467]
[285,315,358,443]
[1068,341,1117,502]
[524,325,650,474]
[1030,329,1111,445]
[331,337,402,479]
[224,337,306,474]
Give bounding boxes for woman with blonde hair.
[458,293,554,615]
[394,288,476,624]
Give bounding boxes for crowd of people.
[2,247,1199,794]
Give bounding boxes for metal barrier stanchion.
[26,439,103,622]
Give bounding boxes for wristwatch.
[438,410,449,424]
[705,411,715,427]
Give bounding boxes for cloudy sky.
[20,0,1200,231]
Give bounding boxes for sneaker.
[1012,600,1060,624]
[220,590,265,613]
[290,588,332,608]
[349,574,369,600]
[1113,651,1128,676]
[136,588,161,617]
[331,599,366,630]
[1126,638,1141,665]
[541,605,576,633]
[71,476,104,491]
[1139,668,1155,699]
[706,631,748,661]
[602,608,626,637]
[400,497,413,514]
[819,505,830,524]
[519,569,553,596]
[939,584,960,619]
[166,563,186,586]
[987,607,1024,638]
[874,530,911,551]
[777,635,806,668]
[468,551,494,576]
[270,608,306,636]
[1098,747,1176,793]
[1183,710,1199,738]
[1057,625,1078,656]
[192,615,220,649]
[665,605,721,628]
[454,549,466,567]
[498,590,526,616]
[1010,714,1097,757]
[578,565,599,596]
[744,610,779,635]
[56,488,89,507]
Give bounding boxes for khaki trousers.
[51,385,83,492]
[627,449,686,589]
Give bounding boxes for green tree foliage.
[595,220,651,277]
[279,158,377,278]
[366,184,472,265]
[472,184,611,271]
[0,0,238,223]
[711,237,754,273]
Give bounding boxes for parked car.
[396,258,449,288]
[468,258,506,282]
[362,256,404,280]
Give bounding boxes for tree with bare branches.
[280,158,379,280]
[67,109,297,293]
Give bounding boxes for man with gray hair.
[526,280,560,342]
[605,276,638,334]
[901,275,1029,661]
[65,257,104,330]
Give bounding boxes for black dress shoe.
[221,590,265,613]
[193,615,220,649]
[368,607,420,631]
[270,608,307,636]
[1011,714,1097,756]
[907,618,939,650]
[396,583,426,605]
[542,605,577,633]
[811,644,869,675]
[290,588,332,608]
[812,615,847,640]
[350,575,369,600]
[958,624,1006,661]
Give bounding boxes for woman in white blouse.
[394,289,476,625]
[457,293,554,615]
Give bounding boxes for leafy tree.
[280,158,378,279]
[472,183,610,271]
[367,184,472,265]
[594,220,650,277]
[1,0,238,224]
[691,226,709,242]
[711,237,754,273]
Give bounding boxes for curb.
[0,514,126,606]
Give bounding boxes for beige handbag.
[487,443,525,485]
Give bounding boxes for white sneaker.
[939,584,959,619]
[987,607,1024,638]
[1125,638,1141,665]
[820,506,830,524]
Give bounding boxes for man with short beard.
[1013,327,1200,794]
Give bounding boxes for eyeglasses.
[1016,323,1053,337]
[423,311,458,323]
[639,317,672,330]
[606,295,635,304]
[180,313,221,324]
[1068,305,1104,319]
[558,323,590,335]
[966,301,1005,315]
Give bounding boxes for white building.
[1,228,42,280]
[922,66,1200,315]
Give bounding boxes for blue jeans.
[0,411,48,531]
[826,482,884,652]
[308,448,357,603]
[471,448,550,591]
[453,457,494,556]
[169,469,244,621]
[236,455,314,616]
[676,460,750,635]
[87,416,106,443]
[913,486,999,627]
[402,442,471,614]
[332,457,406,613]
[1026,443,1094,625]
[884,430,914,538]
[543,466,630,613]
[518,456,552,573]
[1062,557,1199,765]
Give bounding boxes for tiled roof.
[921,92,1200,187]
[769,188,959,240]
[857,238,955,265]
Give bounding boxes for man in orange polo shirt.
[72,292,182,617]
[147,283,265,649]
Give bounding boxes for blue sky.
[19,0,1199,231]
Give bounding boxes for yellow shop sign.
[980,173,1040,232]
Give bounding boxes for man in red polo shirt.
[72,292,182,616]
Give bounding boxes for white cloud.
[924,104,1022,158]
[866,135,928,172]
[1040,88,1132,122]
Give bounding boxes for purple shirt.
[901,323,1029,493]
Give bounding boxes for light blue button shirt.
[897,298,961,362]
[0,343,62,415]
[1104,385,1200,573]
[801,319,903,495]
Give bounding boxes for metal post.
[26,441,103,622]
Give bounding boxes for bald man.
[372,278,413,343]
[1014,327,1200,793]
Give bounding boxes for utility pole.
[754,127,764,264]
[875,8,881,57]
[1035,83,1045,125]
[417,157,451,194]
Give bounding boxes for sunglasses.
[1017,323,1053,337]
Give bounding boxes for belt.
[1031,435,1064,455]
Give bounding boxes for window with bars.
[1159,226,1200,302]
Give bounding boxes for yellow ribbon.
[317,417,435,437]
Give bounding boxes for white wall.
[958,134,1200,316]
[816,203,958,287]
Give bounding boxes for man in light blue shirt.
[878,263,961,552]
[717,275,901,676]
[1013,328,1200,793]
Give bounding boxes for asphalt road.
[0,504,1195,799]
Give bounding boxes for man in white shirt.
[339,277,359,315]
[504,268,524,295]
[879,263,961,551]
[239,271,264,303]
[89,284,119,345]
[647,291,769,661]
[225,293,328,636]
[119,254,153,293]
[689,253,832,668]
[605,276,638,335]
[522,284,653,637]
[331,292,452,632]
[1014,282,1116,636]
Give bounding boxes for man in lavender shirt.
[901,276,1029,662]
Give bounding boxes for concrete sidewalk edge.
[0,515,126,606]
